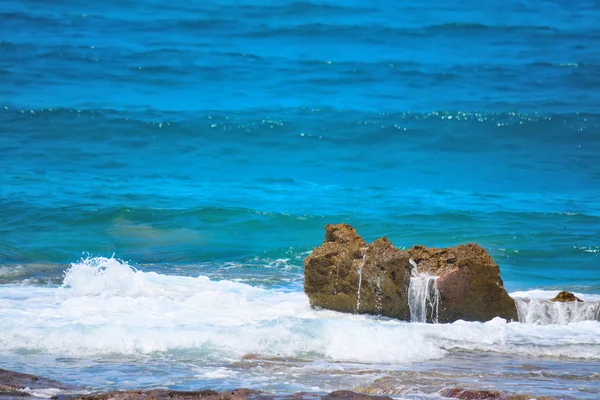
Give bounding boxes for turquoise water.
[1,0,600,398]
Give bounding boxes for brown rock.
[74,388,393,400]
[551,291,583,302]
[440,387,558,400]
[324,224,367,258]
[76,390,220,400]
[76,389,261,400]
[405,244,518,322]
[440,388,502,399]
[305,225,518,323]
[304,224,412,319]
[0,368,74,398]
[353,376,410,396]
[323,390,392,400]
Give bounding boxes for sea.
[1,0,599,398]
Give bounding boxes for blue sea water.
[1,0,600,398]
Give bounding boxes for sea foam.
[0,258,599,363]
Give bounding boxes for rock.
[353,376,411,396]
[0,368,561,400]
[322,390,392,400]
[405,244,518,323]
[440,388,502,399]
[305,225,518,323]
[440,387,558,400]
[304,224,413,319]
[76,390,222,400]
[551,291,583,302]
[0,368,74,399]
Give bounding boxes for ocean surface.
[1,0,599,398]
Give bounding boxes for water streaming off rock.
[408,263,441,323]
[356,254,366,312]
[514,298,600,325]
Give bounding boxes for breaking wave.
[0,258,599,362]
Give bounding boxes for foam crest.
[63,257,147,297]
[0,258,441,363]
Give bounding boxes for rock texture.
[304,224,518,323]
[0,368,564,400]
[0,368,74,398]
[439,388,557,400]
[551,291,583,302]
[405,244,518,322]
[0,368,391,400]
[304,224,413,319]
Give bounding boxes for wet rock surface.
[0,368,74,399]
[304,224,412,319]
[0,369,392,400]
[0,368,569,400]
[353,374,563,399]
[74,388,286,400]
[405,244,518,322]
[551,291,583,302]
[304,224,518,323]
[439,387,558,400]
[440,388,502,399]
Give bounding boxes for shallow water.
[1,259,599,398]
[1,0,600,398]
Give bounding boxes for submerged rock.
[405,244,518,322]
[440,388,502,399]
[0,367,396,400]
[551,291,583,302]
[439,387,557,400]
[304,224,518,323]
[323,390,392,400]
[304,224,412,319]
[76,389,392,400]
[0,368,74,398]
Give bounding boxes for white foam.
[19,388,63,399]
[0,257,439,363]
[200,368,237,379]
[0,257,599,363]
[510,289,600,302]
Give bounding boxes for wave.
[244,21,565,40]
[1,189,599,269]
[3,106,600,124]
[0,11,64,25]
[2,195,598,234]
[0,257,599,362]
[276,1,372,16]
[425,22,559,33]
[7,36,599,74]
